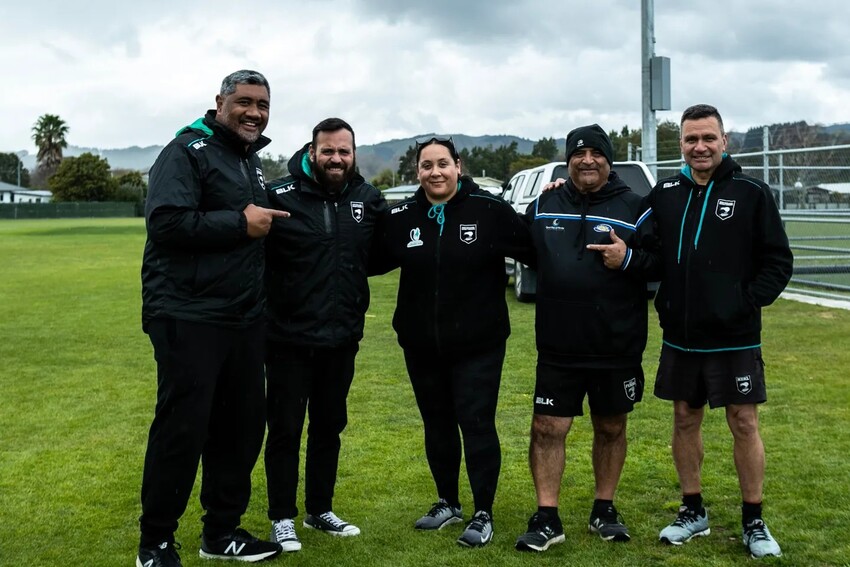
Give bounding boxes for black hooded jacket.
[141,110,271,328]
[264,143,387,347]
[647,155,793,351]
[526,172,659,368]
[370,176,532,355]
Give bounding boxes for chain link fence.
[647,143,850,302]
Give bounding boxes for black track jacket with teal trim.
[264,143,387,347]
[370,176,533,355]
[526,172,659,368]
[142,110,271,328]
[647,155,793,351]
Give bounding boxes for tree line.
[368,122,686,190]
[5,116,850,200]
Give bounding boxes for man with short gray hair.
[137,69,285,566]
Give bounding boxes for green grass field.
[1,218,849,566]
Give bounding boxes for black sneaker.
[136,541,182,567]
[457,510,493,547]
[588,504,631,542]
[303,511,361,536]
[515,512,565,552]
[199,528,282,562]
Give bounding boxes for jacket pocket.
[192,252,240,299]
[536,298,608,356]
[691,270,752,333]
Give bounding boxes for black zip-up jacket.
[264,144,387,347]
[526,172,660,368]
[141,111,271,328]
[370,176,532,355]
[647,155,793,351]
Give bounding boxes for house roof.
[810,182,850,195]
[0,180,51,196]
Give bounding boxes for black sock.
[682,493,703,514]
[592,498,614,517]
[742,501,762,526]
[537,506,559,522]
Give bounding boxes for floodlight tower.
[641,0,670,178]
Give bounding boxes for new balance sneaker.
[457,510,494,548]
[199,528,282,562]
[303,511,361,536]
[136,541,182,567]
[414,499,463,530]
[270,518,302,552]
[588,504,631,542]
[659,506,710,545]
[515,511,565,552]
[743,519,782,558]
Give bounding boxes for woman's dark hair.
[415,135,459,163]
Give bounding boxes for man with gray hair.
[137,69,286,566]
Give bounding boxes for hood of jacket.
[563,171,630,258]
[176,110,271,157]
[679,153,741,186]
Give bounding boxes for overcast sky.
[3,0,849,159]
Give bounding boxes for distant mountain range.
[14,134,561,181]
[13,122,850,181]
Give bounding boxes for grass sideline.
[1,217,849,566]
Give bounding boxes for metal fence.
[646,143,850,302]
[0,201,138,219]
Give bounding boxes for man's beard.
[314,159,356,192]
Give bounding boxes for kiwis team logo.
[715,198,735,221]
[459,224,478,244]
[350,201,364,223]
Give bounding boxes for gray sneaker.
[743,519,782,558]
[270,518,301,552]
[659,506,710,545]
[457,511,493,548]
[415,499,463,530]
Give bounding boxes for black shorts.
[533,361,644,417]
[654,344,767,409]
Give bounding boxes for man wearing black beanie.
[564,123,614,167]
[515,125,660,552]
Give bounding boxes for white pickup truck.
[502,160,657,302]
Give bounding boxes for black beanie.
[565,124,613,166]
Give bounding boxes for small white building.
[0,181,52,204]
[382,184,419,204]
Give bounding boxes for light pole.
[641,0,670,179]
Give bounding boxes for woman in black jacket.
[371,136,532,548]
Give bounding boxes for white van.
[503,160,657,301]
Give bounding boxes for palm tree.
[32,114,69,173]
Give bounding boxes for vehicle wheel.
[514,263,535,302]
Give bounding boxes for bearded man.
[262,117,387,552]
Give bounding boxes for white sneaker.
[271,518,302,552]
